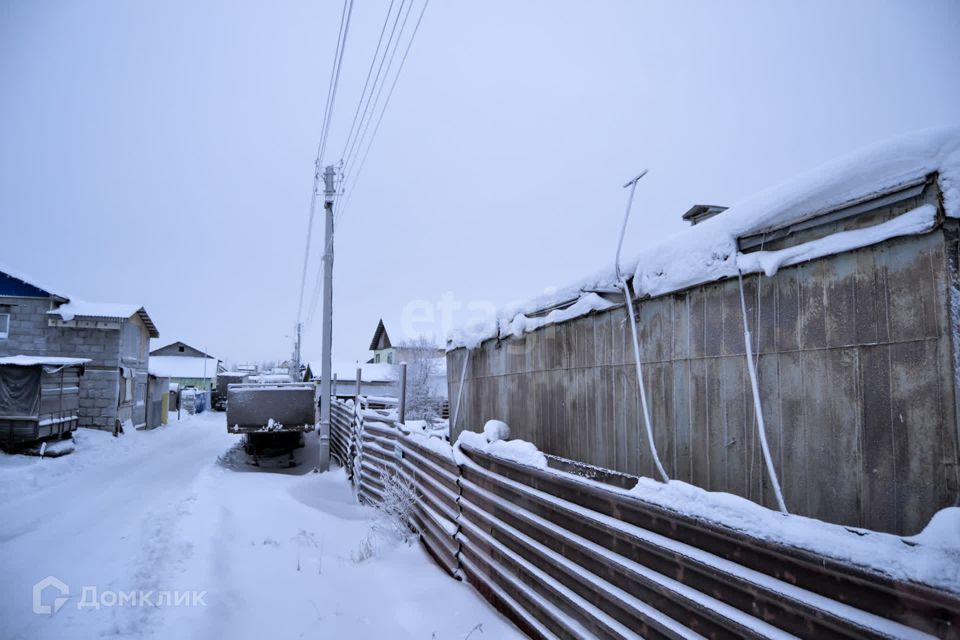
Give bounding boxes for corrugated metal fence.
[330,397,960,640]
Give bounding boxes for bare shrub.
[351,470,419,563]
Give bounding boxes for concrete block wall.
[0,297,54,357]
[78,369,122,430]
[0,295,128,430]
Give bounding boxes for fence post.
[354,367,362,400]
[398,363,407,425]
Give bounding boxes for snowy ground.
[0,412,522,639]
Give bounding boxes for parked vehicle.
[225,382,316,466]
[212,372,248,411]
[0,356,89,450]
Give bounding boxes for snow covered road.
[0,413,521,639]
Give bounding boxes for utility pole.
[293,322,302,373]
[317,164,336,472]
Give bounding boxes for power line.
[317,0,355,167]
[309,1,413,326]
[296,0,355,329]
[340,0,416,182]
[306,0,430,328]
[337,0,431,224]
[295,160,323,326]
[338,0,401,167]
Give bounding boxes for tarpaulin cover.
[0,365,41,417]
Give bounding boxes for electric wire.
[296,0,355,331]
[337,0,430,226]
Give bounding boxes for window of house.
[0,313,8,339]
[375,353,381,363]
[178,345,184,352]
[135,383,146,406]
[387,352,393,364]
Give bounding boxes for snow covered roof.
[148,355,219,379]
[629,125,960,300]
[249,373,294,383]
[48,300,159,338]
[0,355,91,367]
[0,264,71,300]
[449,125,960,350]
[304,362,399,383]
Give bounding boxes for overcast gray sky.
[2,1,958,366]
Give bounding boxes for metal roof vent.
[682,204,728,226]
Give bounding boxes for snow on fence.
[330,398,960,640]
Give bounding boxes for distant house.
[148,343,222,392]
[368,319,395,364]
[150,341,215,359]
[0,266,159,432]
[367,319,444,364]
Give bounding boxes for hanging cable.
[295,160,323,326]
[615,171,669,483]
[306,1,417,327]
[296,0,355,328]
[317,0,355,167]
[337,0,430,225]
[736,268,788,514]
[340,0,406,172]
[341,0,415,180]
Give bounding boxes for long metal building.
[446,128,960,535]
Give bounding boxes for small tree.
[399,337,442,425]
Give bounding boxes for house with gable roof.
[0,266,159,431]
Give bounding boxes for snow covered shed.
[0,356,89,448]
[446,126,960,536]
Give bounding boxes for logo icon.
[33,576,69,615]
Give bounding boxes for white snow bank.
[448,126,960,350]
[588,475,960,594]
[905,507,960,552]
[456,430,548,469]
[482,419,511,442]
[736,203,938,277]
[0,412,523,640]
[402,430,456,462]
